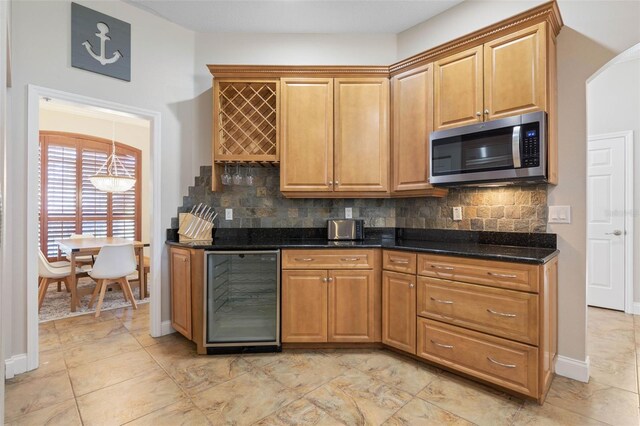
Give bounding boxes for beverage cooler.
[203,250,280,353]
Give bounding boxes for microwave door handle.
[512,125,522,168]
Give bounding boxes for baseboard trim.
[160,320,176,336]
[632,302,640,315]
[4,353,28,379]
[555,355,590,382]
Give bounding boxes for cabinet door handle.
[341,257,360,261]
[484,109,489,115]
[390,259,409,264]
[328,277,333,282]
[431,265,454,271]
[409,283,415,288]
[476,111,481,117]
[487,272,517,279]
[430,297,454,305]
[322,277,328,282]
[328,181,333,185]
[487,308,517,318]
[431,340,454,349]
[295,258,314,262]
[487,357,516,368]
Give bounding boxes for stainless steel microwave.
[430,111,547,186]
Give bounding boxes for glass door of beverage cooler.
[204,250,280,346]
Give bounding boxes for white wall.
[39,106,151,253]
[396,0,640,364]
[7,0,198,360]
[587,52,640,304]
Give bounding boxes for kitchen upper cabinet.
[382,271,416,354]
[282,270,328,342]
[280,78,334,192]
[434,46,484,131]
[334,78,389,192]
[391,64,434,192]
[170,247,192,339]
[484,23,546,120]
[328,270,376,342]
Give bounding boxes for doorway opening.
[25,86,163,372]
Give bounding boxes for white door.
[587,134,627,310]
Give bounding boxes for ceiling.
[126,0,464,34]
[40,98,150,127]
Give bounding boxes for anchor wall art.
[71,3,131,81]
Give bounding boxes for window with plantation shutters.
[39,132,142,260]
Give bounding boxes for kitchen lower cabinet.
[382,270,416,353]
[170,247,193,339]
[281,249,380,343]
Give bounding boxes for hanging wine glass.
[221,163,232,185]
[245,166,255,186]
[233,164,243,185]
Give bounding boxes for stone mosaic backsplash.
[173,166,548,233]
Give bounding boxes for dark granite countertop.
[166,228,559,264]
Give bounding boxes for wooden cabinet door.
[328,270,375,342]
[484,23,546,120]
[280,78,334,192]
[382,271,416,353]
[282,270,328,342]
[334,78,389,192]
[391,64,433,192]
[170,247,192,339]
[433,46,483,130]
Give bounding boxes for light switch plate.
[548,205,571,224]
[453,206,462,221]
[225,208,233,221]
[345,207,353,219]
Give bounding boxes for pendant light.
[89,122,136,193]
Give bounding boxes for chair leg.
[57,281,62,292]
[38,278,50,311]
[88,279,103,309]
[120,277,138,310]
[94,279,109,318]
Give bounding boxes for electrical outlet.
[453,206,463,221]
[225,208,233,220]
[345,207,353,219]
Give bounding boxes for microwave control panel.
[521,123,541,168]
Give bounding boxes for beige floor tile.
[116,305,150,331]
[131,329,187,348]
[6,349,66,385]
[589,355,638,393]
[512,400,608,425]
[4,398,82,426]
[544,376,640,426]
[68,348,163,396]
[146,341,252,395]
[241,351,287,368]
[306,368,413,425]
[53,310,117,332]
[254,398,345,426]
[125,399,211,426]
[417,373,523,426]
[192,369,299,426]
[39,324,62,353]
[57,318,128,346]
[262,351,348,394]
[587,336,636,366]
[324,348,394,369]
[352,350,439,395]
[383,397,473,426]
[76,370,186,426]
[4,370,75,421]
[62,331,142,368]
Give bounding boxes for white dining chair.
[88,243,138,317]
[67,233,96,266]
[38,251,91,311]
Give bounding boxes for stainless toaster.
[327,219,365,240]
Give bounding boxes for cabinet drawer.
[282,249,374,269]
[417,254,539,293]
[417,277,538,345]
[383,250,417,274]
[417,318,538,397]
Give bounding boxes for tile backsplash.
[173,166,547,233]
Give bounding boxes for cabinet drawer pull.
[390,258,409,264]
[295,258,314,262]
[487,357,517,368]
[341,257,360,261]
[431,265,454,271]
[487,308,517,318]
[487,272,517,279]
[430,297,454,305]
[431,340,454,349]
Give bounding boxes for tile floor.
[4,305,640,425]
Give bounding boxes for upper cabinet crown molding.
[389,0,563,76]
[208,65,390,79]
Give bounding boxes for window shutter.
[81,149,109,237]
[112,152,137,240]
[44,144,77,257]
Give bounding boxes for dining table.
[55,237,147,312]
